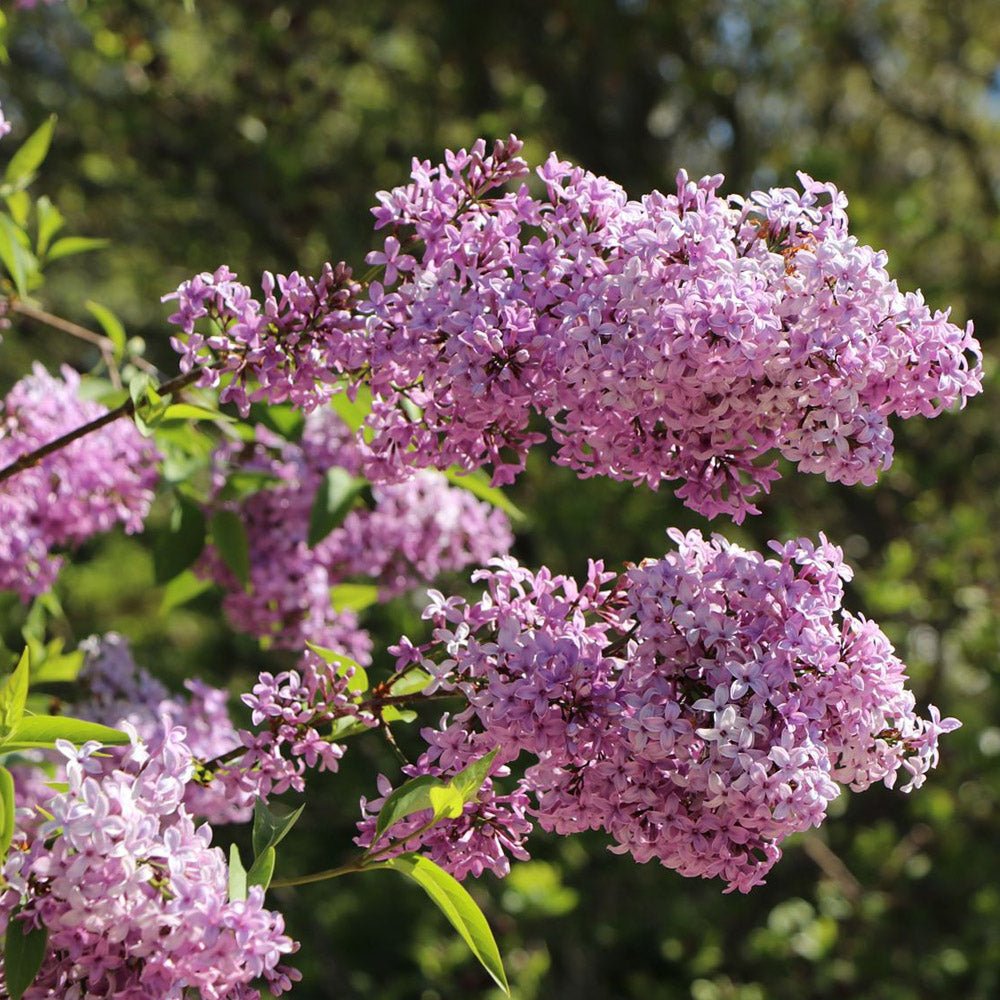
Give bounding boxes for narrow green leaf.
[380,705,417,724]
[307,468,363,547]
[5,189,29,228]
[378,854,509,994]
[153,494,207,584]
[252,800,306,858]
[29,647,83,684]
[228,843,248,902]
[162,402,234,423]
[4,114,56,184]
[247,846,276,891]
[329,583,379,614]
[444,467,525,522]
[0,765,15,861]
[0,648,30,740]
[328,717,371,740]
[4,915,48,1000]
[84,300,125,358]
[7,714,129,748]
[45,235,109,262]
[0,213,36,296]
[160,570,213,614]
[35,196,64,256]
[304,642,368,693]
[428,785,465,820]
[211,510,252,588]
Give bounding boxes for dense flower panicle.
[361,534,957,892]
[199,406,513,653]
[170,138,982,520]
[0,365,160,599]
[0,732,299,999]
[163,262,367,416]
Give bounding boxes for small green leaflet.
[160,570,213,614]
[4,115,56,185]
[44,235,109,262]
[444,467,525,522]
[373,748,498,839]
[0,648,30,740]
[0,213,37,297]
[374,854,509,994]
[4,914,48,1000]
[329,583,379,613]
[84,300,126,360]
[2,715,130,752]
[0,765,14,861]
[247,847,276,891]
[228,843,248,902]
[211,510,252,588]
[307,468,364,547]
[35,197,65,258]
[388,667,433,697]
[252,799,305,858]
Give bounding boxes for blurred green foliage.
[2,0,1000,997]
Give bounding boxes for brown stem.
[0,366,205,486]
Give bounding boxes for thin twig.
[0,366,205,486]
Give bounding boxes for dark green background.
[2,1,999,997]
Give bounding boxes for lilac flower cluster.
[359,532,957,892]
[0,731,299,998]
[200,406,513,655]
[0,364,160,599]
[163,262,366,416]
[0,103,11,140]
[170,139,982,520]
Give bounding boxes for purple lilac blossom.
[0,104,10,139]
[166,138,982,522]
[199,406,513,655]
[357,532,958,893]
[0,730,299,999]
[0,365,159,600]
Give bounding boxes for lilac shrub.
[358,531,958,893]
[0,365,159,599]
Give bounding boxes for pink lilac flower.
[170,139,982,521]
[199,406,512,655]
[359,533,957,892]
[0,103,11,140]
[0,364,160,599]
[0,730,299,999]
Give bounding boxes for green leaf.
[307,468,364,547]
[6,714,129,749]
[0,648,30,740]
[374,774,450,839]
[330,384,372,433]
[211,510,252,588]
[153,494,207,584]
[388,668,433,697]
[5,189,29,228]
[328,716,371,740]
[228,843,248,902]
[4,915,48,1000]
[4,114,56,185]
[247,846,276,891]
[252,799,306,858]
[44,235,109,262]
[29,645,83,684]
[304,642,368,694]
[380,705,417,724]
[329,582,379,614]
[162,402,234,423]
[0,213,36,297]
[160,569,213,614]
[444,467,525,522]
[377,854,509,994]
[0,765,15,861]
[249,403,305,441]
[35,196,64,257]
[84,300,125,359]
[449,747,499,802]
